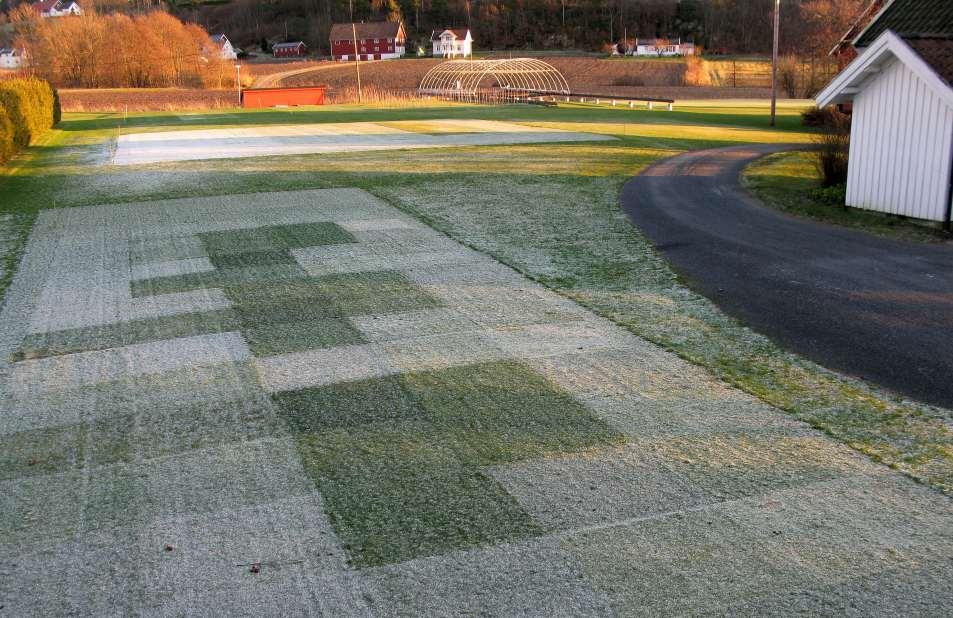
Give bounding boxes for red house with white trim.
[273,41,307,57]
[330,21,405,61]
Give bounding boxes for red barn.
[273,41,307,58]
[330,21,405,61]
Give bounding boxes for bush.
[801,105,844,127]
[813,109,851,188]
[810,183,847,206]
[0,77,57,165]
[52,87,62,125]
[0,106,14,165]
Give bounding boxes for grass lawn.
[1,97,950,504]
[745,150,953,243]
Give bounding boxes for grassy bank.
[745,150,952,243]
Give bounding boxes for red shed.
[273,41,307,58]
[242,86,327,108]
[330,21,405,61]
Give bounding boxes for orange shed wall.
[242,86,327,108]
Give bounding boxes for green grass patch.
[130,262,307,297]
[12,309,240,361]
[0,390,281,480]
[744,151,951,244]
[274,360,625,566]
[200,221,357,257]
[241,318,365,357]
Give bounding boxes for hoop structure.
[418,58,571,97]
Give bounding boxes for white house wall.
[846,57,953,222]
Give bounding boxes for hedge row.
[0,77,58,166]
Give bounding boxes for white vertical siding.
[846,58,953,222]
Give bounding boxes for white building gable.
[211,34,238,60]
[431,29,472,58]
[0,48,24,69]
[817,30,953,224]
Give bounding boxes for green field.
[2,98,953,613]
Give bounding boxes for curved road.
[622,144,953,409]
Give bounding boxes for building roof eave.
[817,29,953,108]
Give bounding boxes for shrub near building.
[0,77,57,165]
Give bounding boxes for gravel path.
[621,144,953,409]
[2,188,952,614]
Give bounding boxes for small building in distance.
[32,0,82,18]
[817,0,953,226]
[330,21,406,61]
[633,38,695,57]
[0,48,24,70]
[273,41,307,58]
[210,34,238,60]
[431,28,473,58]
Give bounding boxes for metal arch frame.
[418,58,571,97]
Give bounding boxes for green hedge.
[0,77,58,165]
[0,106,14,164]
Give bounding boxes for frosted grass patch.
[111,120,615,166]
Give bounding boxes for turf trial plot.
[2,188,953,614]
[111,119,614,165]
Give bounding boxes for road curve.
[621,144,953,409]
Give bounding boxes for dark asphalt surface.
[621,144,953,409]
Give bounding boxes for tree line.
[178,0,865,58]
[8,9,234,88]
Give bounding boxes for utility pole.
[235,64,242,107]
[770,0,780,126]
[351,22,363,103]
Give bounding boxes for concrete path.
[622,144,953,409]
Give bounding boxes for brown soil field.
[283,57,774,99]
[59,88,237,112]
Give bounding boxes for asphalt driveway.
[622,144,953,409]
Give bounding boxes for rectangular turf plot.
[111,120,614,166]
[273,360,625,567]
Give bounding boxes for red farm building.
[273,41,307,58]
[330,21,405,61]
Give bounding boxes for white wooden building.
[633,38,694,57]
[32,0,82,18]
[431,28,472,58]
[817,30,953,225]
[210,34,238,60]
[0,48,24,70]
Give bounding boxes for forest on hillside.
[1,0,866,60]
[172,0,865,58]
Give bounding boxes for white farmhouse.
[0,48,24,70]
[210,34,238,60]
[431,28,473,58]
[817,0,953,227]
[633,38,694,57]
[32,0,82,18]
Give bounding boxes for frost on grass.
[373,174,953,493]
[3,187,953,613]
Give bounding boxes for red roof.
[329,21,403,42]
[32,0,61,12]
